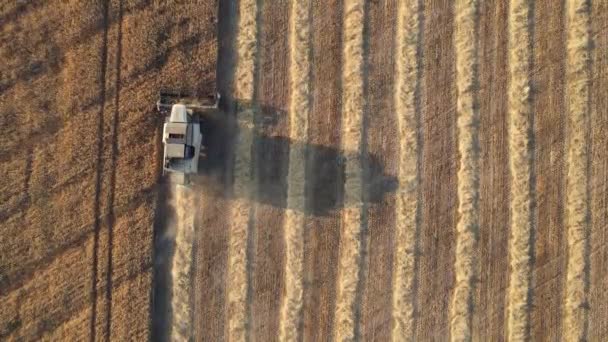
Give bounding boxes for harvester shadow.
[183,103,398,216]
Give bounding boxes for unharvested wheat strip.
[170,186,196,342]
[563,0,592,339]
[227,0,259,340]
[390,0,421,340]
[279,0,311,340]
[450,0,480,341]
[506,0,534,340]
[333,0,365,340]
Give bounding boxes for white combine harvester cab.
[162,104,202,184]
[157,90,220,185]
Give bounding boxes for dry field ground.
[1,0,608,341]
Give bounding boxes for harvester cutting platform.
[157,90,220,184]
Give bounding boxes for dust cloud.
[168,185,196,342]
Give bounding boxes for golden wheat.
[506,0,534,339]
[391,0,421,340]
[227,0,259,339]
[279,0,312,340]
[563,0,592,339]
[451,0,480,341]
[333,0,365,340]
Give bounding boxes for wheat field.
[1,0,607,341]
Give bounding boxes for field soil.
[1,0,607,341]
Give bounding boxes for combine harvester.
[157,89,220,185]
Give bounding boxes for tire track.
[391,0,422,340]
[506,0,534,339]
[333,0,366,340]
[90,0,110,339]
[451,0,480,340]
[563,0,592,339]
[104,1,124,337]
[227,0,260,339]
[279,0,311,340]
